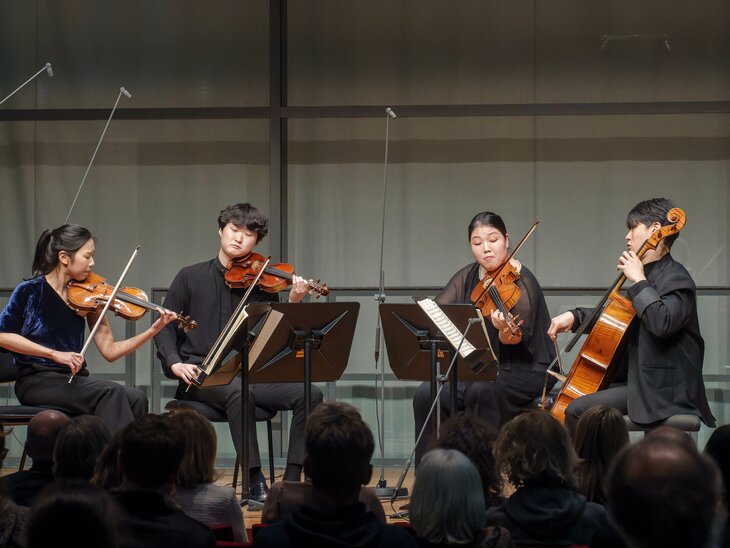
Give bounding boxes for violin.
[224,252,329,297]
[470,260,524,340]
[67,272,198,332]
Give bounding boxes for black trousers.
[185,377,323,469]
[564,384,628,435]
[412,367,551,465]
[15,371,148,432]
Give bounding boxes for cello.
[550,207,686,423]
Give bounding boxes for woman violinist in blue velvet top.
[0,224,176,431]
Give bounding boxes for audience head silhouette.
[607,436,721,548]
[573,405,629,503]
[54,415,111,481]
[27,481,119,548]
[494,409,577,489]
[437,415,501,507]
[168,408,219,487]
[119,414,185,491]
[303,401,374,501]
[26,409,70,463]
[411,448,486,546]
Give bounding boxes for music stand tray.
[380,303,498,383]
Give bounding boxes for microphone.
[64,86,132,223]
[0,61,55,107]
[385,107,397,119]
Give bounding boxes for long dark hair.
[573,405,629,504]
[32,224,93,276]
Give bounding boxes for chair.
[624,413,701,441]
[0,353,76,471]
[164,399,277,486]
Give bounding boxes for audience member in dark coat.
[485,411,610,546]
[1,409,68,507]
[114,414,216,548]
[253,402,416,548]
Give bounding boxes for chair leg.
[232,455,240,489]
[266,419,275,484]
[19,444,28,472]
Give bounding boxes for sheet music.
[248,308,284,366]
[417,298,478,358]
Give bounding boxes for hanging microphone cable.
[65,87,132,224]
[373,106,401,499]
[0,62,54,107]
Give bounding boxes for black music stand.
[197,301,359,508]
[244,302,360,414]
[379,303,498,452]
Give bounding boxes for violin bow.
[64,87,132,224]
[472,219,540,306]
[69,245,141,383]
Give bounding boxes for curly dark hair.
[436,415,502,507]
[494,410,577,489]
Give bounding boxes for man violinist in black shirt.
[154,203,323,503]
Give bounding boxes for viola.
[470,260,524,340]
[67,272,198,332]
[224,252,329,297]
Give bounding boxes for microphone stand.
[65,87,132,224]
[373,107,398,499]
[389,317,480,514]
[0,63,53,107]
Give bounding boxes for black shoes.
[249,470,269,504]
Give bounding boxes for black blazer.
[573,253,715,427]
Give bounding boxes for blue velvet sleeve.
[0,280,37,339]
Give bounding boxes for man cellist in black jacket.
[548,198,715,433]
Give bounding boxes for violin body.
[470,259,524,338]
[225,252,329,297]
[550,291,635,422]
[67,272,197,331]
[471,260,522,314]
[68,272,147,320]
